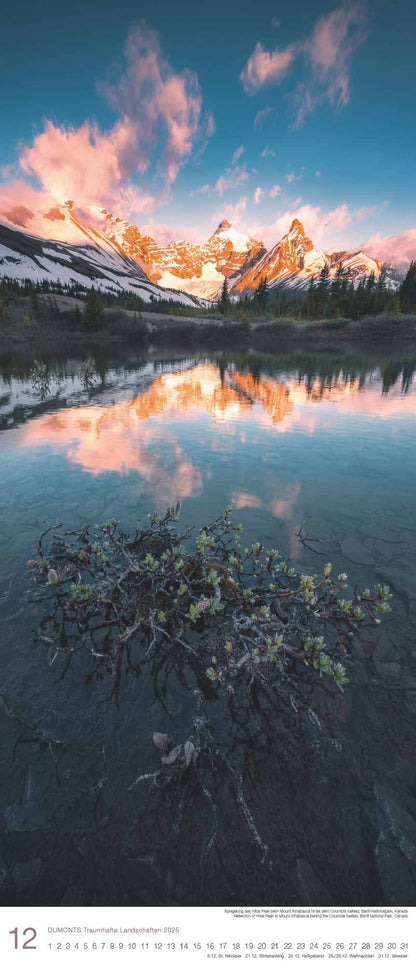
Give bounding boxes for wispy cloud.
[215,164,249,196]
[240,42,296,95]
[254,186,264,204]
[355,200,389,220]
[241,4,369,127]
[206,113,216,137]
[232,144,245,164]
[362,229,416,272]
[285,168,304,183]
[248,202,351,248]
[18,119,156,216]
[214,196,248,226]
[261,146,276,158]
[194,111,216,163]
[293,4,369,127]
[269,184,281,198]
[1,21,209,223]
[98,22,204,185]
[254,106,277,129]
[188,183,211,198]
[140,220,203,245]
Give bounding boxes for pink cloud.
[248,202,351,249]
[308,5,367,95]
[193,111,216,163]
[293,4,369,127]
[0,179,56,226]
[355,201,389,221]
[206,113,216,138]
[254,106,276,129]
[188,183,211,198]
[1,21,208,229]
[269,185,281,199]
[20,121,129,206]
[98,22,203,185]
[362,230,416,272]
[240,42,296,95]
[241,5,369,127]
[232,145,245,164]
[254,186,264,205]
[140,221,203,245]
[260,146,276,158]
[15,118,156,221]
[215,164,249,196]
[214,196,247,226]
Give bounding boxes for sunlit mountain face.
[10,362,415,510]
[0,209,402,301]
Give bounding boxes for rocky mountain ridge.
[0,201,402,301]
[227,218,400,295]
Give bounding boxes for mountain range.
[0,201,402,304]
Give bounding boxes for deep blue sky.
[1,0,415,257]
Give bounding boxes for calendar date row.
[44,941,409,951]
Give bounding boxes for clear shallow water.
[0,344,416,906]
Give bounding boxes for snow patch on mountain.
[228,219,401,295]
[0,201,403,301]
[212,220,253,251]
[158,262,225,299]
[0,224,204,307]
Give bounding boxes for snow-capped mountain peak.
[0,198,402,300]
[227,218,400,295]
[215,219,232,232]
[210,219,260,253]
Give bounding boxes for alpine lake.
[0,338,415,907]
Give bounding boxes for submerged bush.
[29,506,391,704]
[28,507,392,867]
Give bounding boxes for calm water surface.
[0,344,415,906]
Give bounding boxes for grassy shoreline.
[1,293,416,350]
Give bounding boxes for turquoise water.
[0,344,415,905]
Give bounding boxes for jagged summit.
[288,217,306,236]
[0,197,401,300]
[215,219,233,232]
[226,220,396,296]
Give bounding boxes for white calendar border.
[1,905,415,970]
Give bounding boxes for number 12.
[9,928,37,950]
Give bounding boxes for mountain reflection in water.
[14,362,416,487]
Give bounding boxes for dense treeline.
[219,261,416,321]
[0,260,415,329]
[0,276,201,325]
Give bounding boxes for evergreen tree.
[375,268,387,313]
[304,276,315,317]
[366,271,376,292]
[377,267,386,294]
[315,265,330,315]
[84,287,105,331]
[331,263,346,315]
[255,276,269,312]
[355,277,367,318]
[400,261,416,313]
[219,278,230,315]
